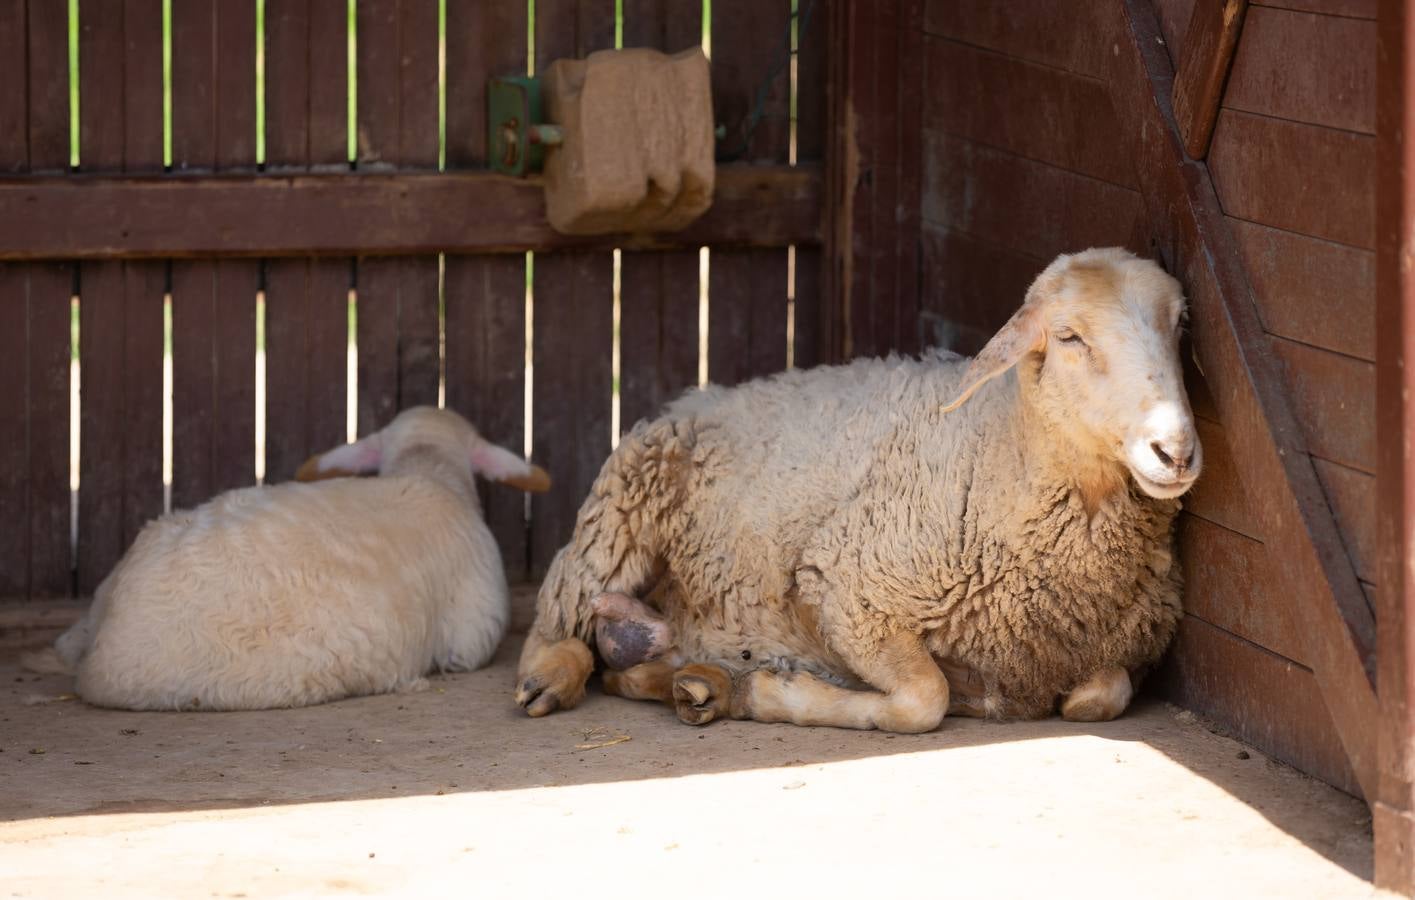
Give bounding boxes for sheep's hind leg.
[515,631,595,717]
[602,659,677,703]
[1059,666,1133,722]
[673,632,951,734]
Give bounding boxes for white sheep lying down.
[516,247,1202,731]
[33,408,547,711]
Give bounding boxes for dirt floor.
[0,619,1386,898]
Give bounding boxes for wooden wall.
[917,0,1374,794]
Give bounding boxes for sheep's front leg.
[1059,665,1133,722]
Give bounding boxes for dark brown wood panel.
[1312,458,1375,585]
[75,0,165,593]
[0,267,28,594]
[263,0,352,483]
[922,131,1147,264]
[1156,0,1197,61]
[0,0,26,171]
[1230,217,1374,361]
[1185,417,1262,539]
[79,262,163,590]
[353,0,439,435]
[708,250,787,386]
[710,0,792,380]
[1171,0,1248,159]
[263,260,350,482]
[1252,0,1374,18]
[529,252,614,576]
[795,0,827,163]
[918,224,1040,355]
[528,0,616,576]
[1272,337,1375,474]
[444,257,529,577]
[924,37,1132,187]
[1224,6,1375,135]
[1181,514,1302,661]
[621,0,701,52]
[620,251,700,432]
[1208,109,1375,249]
[922,0,1116,79]
[169,1,259,508]
[3,265,73,597]
[25,0,70,173]
[354,258,399,436]
[0,166,821,261]
[443,0,530,574]
[1155,616,1361,797]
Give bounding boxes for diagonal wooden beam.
[1172,0,1248,159]
[1110,0,1379,800]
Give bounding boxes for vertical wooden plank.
[263,0,350,482]
[530,0,617,575]
[170,0,258,507]
[0,266,28,595]
[3,3,75,598]
[709,0,791,386]
[26,0,69,173]
[619,1,702,429]
[1172,0,1248,160]
[74,1,165,594]
[531,253,614,576]
[1374,0,1415,886]
[444,0,530,576]
[0,0,27,172]
[355,0,439,436]
[793,0,828,370]
[620,250,700,430]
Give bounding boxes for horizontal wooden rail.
[0,164,821,260]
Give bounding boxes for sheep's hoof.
[515,638,593,717]
[672,665,734,726]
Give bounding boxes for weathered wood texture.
[0,3,72,599]
[262,0,352,485]
[444,0,531,577]
[1374,0,1415,888]
[1171,0,1247,159]
[73,1,164,595]
[0,166,822,261]
[529,0,617,576]
[169,1,259,514]
[826,0,923,362]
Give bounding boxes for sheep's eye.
[1057,330,1086,347]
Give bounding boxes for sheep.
[514,247,1201,732]
[29,407,549,711]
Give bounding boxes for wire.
[715,0,818,163]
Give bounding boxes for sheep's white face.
[943,248,1202,501]
[1032,253,1201,499]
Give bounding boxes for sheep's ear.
[941,303,1046,413]
[470,440,552,493]
[294,433,384,482]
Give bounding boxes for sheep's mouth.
[1128,468,1197,500]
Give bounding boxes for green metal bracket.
[488,75,562,177]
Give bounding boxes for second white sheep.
[33,407,546,711]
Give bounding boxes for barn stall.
[0,0,1410,894]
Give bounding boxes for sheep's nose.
[1150,437,1195,474]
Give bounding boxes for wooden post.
[1375,0,1415,891]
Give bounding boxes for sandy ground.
[0,624,1384,899]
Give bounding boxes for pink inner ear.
[469,443,529,481]
[319,435,383,474]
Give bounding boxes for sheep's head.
[294,406,551,493]
[944,247,1202,500]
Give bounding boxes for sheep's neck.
[1013,366,1128,519]
[383,445,481,508]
